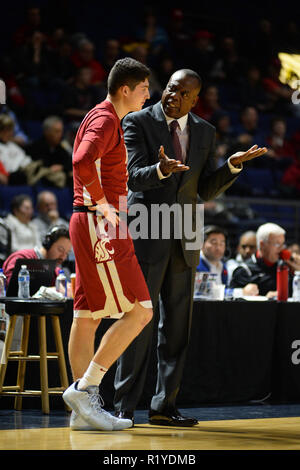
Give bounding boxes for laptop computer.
[6,258,57,297]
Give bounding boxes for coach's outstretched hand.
[229,144,268,167]
[158,145,190,176]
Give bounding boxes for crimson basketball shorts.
[69,212,152,320]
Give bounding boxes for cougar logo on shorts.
[94,236,115,263]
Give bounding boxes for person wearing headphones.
[197,225,259,296]
[2,225,72,286]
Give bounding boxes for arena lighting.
[278,52,300,89]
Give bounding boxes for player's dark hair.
[107,57,150,96]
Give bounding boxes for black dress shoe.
[115,410,135,427]
[149,408,198,427]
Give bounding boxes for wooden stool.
[0,299,69,414]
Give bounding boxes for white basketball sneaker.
[70,411,94,431]
[63,381,132,431]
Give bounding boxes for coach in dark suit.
[114,69,267,426]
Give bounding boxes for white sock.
[77,361,108,390]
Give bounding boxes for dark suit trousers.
[114,238,196,412]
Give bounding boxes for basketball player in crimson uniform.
[63,58,156,431]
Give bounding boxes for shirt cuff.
[228,156,243,174]
[156,163,171,179]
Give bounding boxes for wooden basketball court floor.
[1,403,300,453]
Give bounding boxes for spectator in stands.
[166,8,191,66]
[231,106,265,161]
[128,43,163,104]
[2,225,71,286]
[192,84,222,122]
[212,111,236,167]
[4,194,41,252]
[155,55,176,89]
[263,117,296,169]
[280,156,300,197]
[135,7,170,59]
[14,30,54,89]
[49,37,76,84]
[226,230,257,283]
[100,38,122,75]
[230,223,300,297]
[210,36,245,84]
[187,30,216,82]
[0,114,32,185]
[262,58,295,115]
[71,38,107,86]
[288,242,300,255]
[12,5,44,47]
[26,116,72,187]
[62,66,104,122]
[197,225,258,295]
[32,190,69,241]
[237,65,269,112]
[0,105,29,147]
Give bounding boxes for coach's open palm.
[230,144,267,167]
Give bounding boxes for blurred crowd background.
[0,0,300,258]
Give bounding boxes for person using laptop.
[2,225,71,286]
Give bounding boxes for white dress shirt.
[157,105,242,179]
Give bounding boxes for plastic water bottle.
[55,269,67,297]
[18,265,30,298]
[0,269,6,297]
[292,271,300,302]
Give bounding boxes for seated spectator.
[192,84,221,122]
[100,38,122,75]
[0,106,29,147]
[12,6,44,47]
[26,116,72,187]
[0,114,32,185]
[280,156,300,197]
[48,37,76,84]
[71,38,106,86]
[226,231,257,283]
[210,36,245,84]
[234,106,264,143]
[187,30,216,83]
[237,65,269,112]
[263,117,296,169]
[197,225,258,296]
[128,43,162,104]
[2,225,71,286]
[230,106,265,161]
[62,66,104,122]
[230,223,300,297]
[32,190,69,240]
[5,194,41,252]
[287,242,300,255]
[262,58,295,115]
[135,8,170,59]
[211,111,236,166]
[14,30,54,89]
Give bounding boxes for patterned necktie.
[170,120,183,162]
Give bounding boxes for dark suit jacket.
[123,102,238,267]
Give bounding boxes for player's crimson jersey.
[72,100,128,211]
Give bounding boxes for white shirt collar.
[201,251,223,273]
[161,104,188,131]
